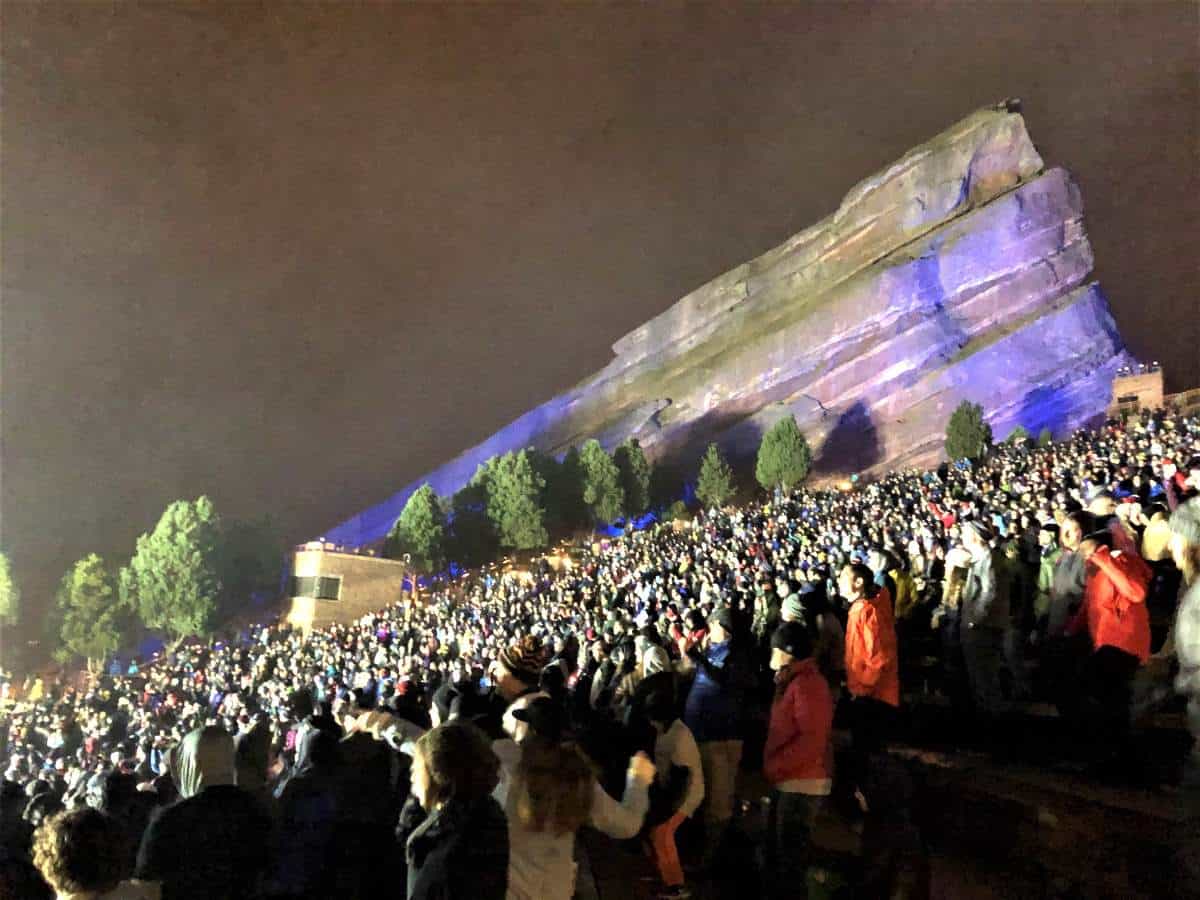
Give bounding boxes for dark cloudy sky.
[3,2,1198,613]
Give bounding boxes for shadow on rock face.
[814,401,883,476]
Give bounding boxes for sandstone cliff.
[323,102,1129,546]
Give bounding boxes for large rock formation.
[323,102,1130,547]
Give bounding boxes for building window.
[289,575,342,601]
[1117,393,1140,404]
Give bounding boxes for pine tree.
[944,401,993,461]
[580,439,625,525]
[696,443,736,509]
[385,484,447,572]
[613,439,652,520]
[56,554,131,673]
[483,450,548,550]
[448,481,498,567]
[1037,427,1053,448]
[127,496,224,646]
[755,415,812,492]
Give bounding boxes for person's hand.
[1078,538,1099,561]
[627,751,656,786]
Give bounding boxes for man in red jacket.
[1066,529,1151,760]
[764,622,833,900]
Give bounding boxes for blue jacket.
[683,640,752,742]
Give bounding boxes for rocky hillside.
[324,101,1129,546]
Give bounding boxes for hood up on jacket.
[177,726,236,799]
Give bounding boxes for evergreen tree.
[55,554,130,673]
[0,552,18,626]
[529,449,585,537]
[580,439,625,525]
[755,415,812,492]
[127,496,224,646]
[1037,427,1053,448]
[385,484,447,572]
[483,450,548,550]
[613,439,652,519]
[552,446,588,533]
[447,481,498,567]
[944,400,993,461]
[696,443,736,509]
[219,516,283,614]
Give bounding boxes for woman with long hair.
[400,720,510,900]
[493,696,654,900]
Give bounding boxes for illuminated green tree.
[696,443,735,509]
[755,415,812,492]
[945,401,993,461]
[480,450,548,550]
[580,439,625,525]
[56,554,131,673]
[614,439,652,519]
[385,484,447,572]
[127,496,223,645]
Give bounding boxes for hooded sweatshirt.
[136,727,270,900]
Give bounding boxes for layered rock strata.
[324,102,1129,546]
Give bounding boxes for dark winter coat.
[403,794,509,900]
[682,640,754,742]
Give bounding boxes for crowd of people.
[2,408,1199,900]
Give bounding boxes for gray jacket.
[1047,551,1086,637]
[961,549,1008,630]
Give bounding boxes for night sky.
[3,2,1198,616]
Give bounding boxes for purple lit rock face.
[324,102,1130,547]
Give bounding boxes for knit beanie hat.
[1170,497,1200,545]
[781,594,806,622]
[498,636,546,686]
[770,621,813,661]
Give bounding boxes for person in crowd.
[1066,527,1152,763]
[1033,521,1063,633]
[680,605,753,870]
[399,721,509,900]
[135,726,271,900]
[267,726,340,900]
[763,622,833,900]
[782,584,845,686]
[0,407,1196,899]
[959,521,1009,733]
[1166,498,1200,883]
[637,672,704,900]
[489,637,551,740]
[32,808,158,899]
[841,562,899,767]
[493,696,655,900]
[1170,498,1200,752]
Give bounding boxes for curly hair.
[31,808,128,896]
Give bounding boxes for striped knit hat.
[498,635,547,685]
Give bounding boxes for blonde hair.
[509,736,593,836]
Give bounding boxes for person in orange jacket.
[842,562,901,709]
[840,562,899,786]
[1065,528,1151,757]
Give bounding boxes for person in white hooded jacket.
[492,696,655,900]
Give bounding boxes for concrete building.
[285,542,409,633]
